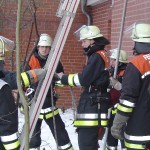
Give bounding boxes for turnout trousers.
[75,90,109,150]
[78,127,99,150]
[29,109,73,150]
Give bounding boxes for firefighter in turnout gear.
[24,34,73,150]
[57,25,110,150]
[0,36,45,150]
[111,22,150,150]
[0,36,20,150]
[106,49,128,150]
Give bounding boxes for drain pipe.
[80,0,92,95]
[81,0,93,25]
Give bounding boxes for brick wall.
[0,0,150,108]
[111,0,150,60]
[91,0,150,60]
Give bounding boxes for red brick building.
[0,0,150,108]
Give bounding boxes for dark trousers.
[30,113,71,149]
[78,127,99,150]
[0,141,5,150]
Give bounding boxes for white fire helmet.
[0,36,15,60]
[74,25,103,41]
[110,49,128,63]
[37,34,52,47]
[125,22,150,43]
[131,23,150,43]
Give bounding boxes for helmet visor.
[73,25,87,41]
[124,21,144,40]
[109,48,118,59]
[0,36,15,58]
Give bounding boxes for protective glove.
[111,113,129,140]
[54,73,61,81]
[57,72,64,79]
[21,68,46,87]
[53,81,64,99]
[25,87,35,105]
[109,77,122,91]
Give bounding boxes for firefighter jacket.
[117,53,150,149]
[26,49,64,119]
[61,45,110,128]
[0,79,20,150]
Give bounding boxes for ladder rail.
[56,0,72,17]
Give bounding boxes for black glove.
[53,81,64,99]
[25,87,35,104]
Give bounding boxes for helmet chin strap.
[83,42,95,56]
[83,40,94,55]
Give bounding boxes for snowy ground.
[19,108,121,150]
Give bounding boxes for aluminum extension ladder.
[20,0,80,149]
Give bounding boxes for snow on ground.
[19,108,121,150]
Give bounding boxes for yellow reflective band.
[39,114,44,119]
[45,109,59,119]
[68,74,75,86]
[112,108,117,114]
[21,72,30,87]
[69,147,74,150]
[20,106,24,113]
[3,140,20,150]
[55,84,64,87]
[74,120,98,126]
[117,104,133,113]
[101,120,108,126]
[125,141,144,149]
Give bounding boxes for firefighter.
[106,49,128,150]
[0,36,46,150]
[111,22,150,150]
[24,34,73,150]
[57,25,110,150]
